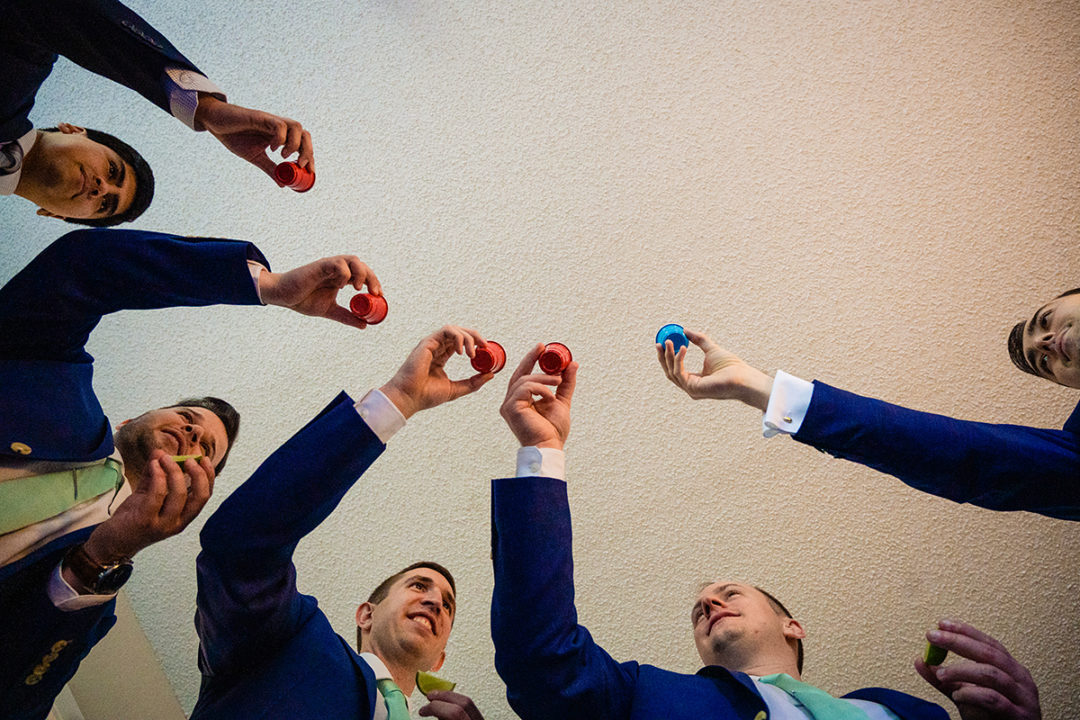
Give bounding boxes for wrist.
[192,93,226,132]
[735,367,773,411]
[62,543,133,595]
[379,382,416,420]
[533,439,564,450]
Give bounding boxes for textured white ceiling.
[2,2,1078,718]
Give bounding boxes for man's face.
[28,124,136,221]
[1020,292,1080,389]
[691,582,797,669]
[360,569,456,671]
[113,405,229,488]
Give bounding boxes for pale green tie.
[759,673,871,720]
[0,458,123,535]
[376,678,409,720]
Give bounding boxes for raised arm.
[657,329,1080,521]
[492,347,637,720]
[195,326,492,679]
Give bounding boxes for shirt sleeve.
[163,66,226,130]
[762,370,815,437]
[47,563,115,611]
[247,261,265,303]
[354,389,407,444]
[516,447,565,480]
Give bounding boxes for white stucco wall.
[3,2,1078,717]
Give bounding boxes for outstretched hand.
[380,326,494,420]
[418,690,485,720]
[656,329,773,410]
[500,343,576,450]
[259,256,380,329]
[914,619,1041,720]
[194,95,314,182]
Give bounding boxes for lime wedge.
[416,671,456,696]
[171,454,203,463]
[924,642,947,666]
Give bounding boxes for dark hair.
[171,396,239,473]
[357,561,456,651]
[39,127,154,227]
[1008,288,1080,379]
[755,586,804,674]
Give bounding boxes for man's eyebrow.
[103,194,119,216]
[1024,303,1051,375]
[117,159,127,188]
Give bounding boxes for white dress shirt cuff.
[47,563,116,611]
[355,389,407,444]
[164,67,226,130]
[762,370,814,438]
[516,447,565,480]
[248,261,266,303]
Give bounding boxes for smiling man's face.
[358,568,456,672]
[1018,291,1080,388]
[691,581,802,672]
[19,124,136,221]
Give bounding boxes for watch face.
[96,562,133,594]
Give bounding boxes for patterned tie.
[759,673,871,720]
[0,140,24,175]
[376,678,409,720]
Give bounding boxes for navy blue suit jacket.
[191,394,386,720]
[0,228,266,719]
[794,382,1080,521]
[491,476,948,720]
[0,0,204,141]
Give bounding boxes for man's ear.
[356,602,374,633]
[35,208,65,219]
[429,650,445,672]
[783,618,806,641]
[56,123,87,135]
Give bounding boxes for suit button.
[10,442,31,455]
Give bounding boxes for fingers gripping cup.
[349,293,388,324]
[471,341,506,374]
[655,324,689,353]
[274,161,315,192]
[538,343,572,374]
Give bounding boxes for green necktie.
[759,673,871,720]
[376,678,409,720]
[0,458,123,535]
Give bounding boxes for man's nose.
[1035,333,1057,355]
[421,593,442,615]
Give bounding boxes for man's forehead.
[400,569,455,597]
[696,580,749,598]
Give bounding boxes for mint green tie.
[759,673,871,720]
[376,679,409,720]
[0,458,123,535]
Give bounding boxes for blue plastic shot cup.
[655,324,688,353]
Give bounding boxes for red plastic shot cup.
[471,341,506,374]
[349,293,388,324]
[538,342,572,374]
[274,161,315,192]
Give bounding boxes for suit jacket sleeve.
[0,0,205,140]
[0,228,268,461]
[491,476,637,720]
[794,382,1080,521]
[194,393,385,680]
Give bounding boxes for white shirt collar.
[359,652,412,711]
[0,129,38,196]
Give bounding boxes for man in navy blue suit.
[492,345,1042,720]
[1,0,315,226]
[0,227,381,720]
[192,326,490,720]
[655,290,1080,521]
